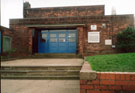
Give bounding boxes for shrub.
[116,27,135,53]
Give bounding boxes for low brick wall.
[80,62,135,93]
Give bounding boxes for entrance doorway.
[38,29,77,53]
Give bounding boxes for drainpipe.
[111,14,116,49]
[111,15,114,44]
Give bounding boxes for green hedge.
[116,27,135,53]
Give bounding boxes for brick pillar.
[28,28,33,54]
[77,26,84,56]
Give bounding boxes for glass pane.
[3,36,11,52]
[68,37,75,42]
[59,38,65,42]
[41,30,48,33]
[49,30,66,32]
[50,34,56,37]
[42,34,47,39]
[50,38,57,42]
[68,33,75,37]
[59,34,65,37]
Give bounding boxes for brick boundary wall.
[80,62,135,93]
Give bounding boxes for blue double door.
[38,30,77,53]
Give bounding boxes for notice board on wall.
[105,39,112,45]
[90,25,97,30]
[88,32,100,43]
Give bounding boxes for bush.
[116,27,135,53]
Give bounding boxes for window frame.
[3,36,12,52]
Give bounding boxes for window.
[59,34,66,42]
[50,38,57,42]
[59,34,65,37]
[50,33,57,42]
[68,33,76,42]
[50,34,56,37]
[42,33,47,40]
[3,36,12,52]
[68,33,75,37]
[40,33,47,42]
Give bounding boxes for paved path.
[1,58,83,66]
[1,80,80,93]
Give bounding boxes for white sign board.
[91,25,97,30]
[112,45,116,48]
[105,39,112,45]
[88,32,100,43]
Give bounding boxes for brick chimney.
[23,1,31,18]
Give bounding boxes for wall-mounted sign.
[102,23,106,28]
[90,25,97,30]
[112,45,116,48]
[88,32,100,43]
[105,39,112,45]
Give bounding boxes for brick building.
[10,2,134,56]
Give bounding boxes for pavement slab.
[1,58,83,66]
[1,79,80,93]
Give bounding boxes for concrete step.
[1,65,81,80]
[32,53,82,58]
[1,73,80,77]
[1,66,82,71]
[1,75,79,80]
[1,70,80,76]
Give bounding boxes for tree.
[116,27,135,53]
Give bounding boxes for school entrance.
[38,29,77,53]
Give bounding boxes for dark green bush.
[116,27,135,53]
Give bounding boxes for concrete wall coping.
[97,72,135,74]
[80,61,97,80]
[80,61,135,80]
[27,5,104,10]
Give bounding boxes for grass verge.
[86,53,135,72]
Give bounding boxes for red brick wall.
[0,26,13,37]
[77,26,85,55]
[80,72,135,93]
[10,14,134,56]
[83,15,134,56]
[80,62,135,93]
[10,25,31,57]
[24,5,104,18]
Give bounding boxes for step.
[1,73,80,77]
[1,66,82,71]
[1,70,80,73]
[33,53,82,58]
[1,75,79,80]
[1,70,80,76]
[1,65,82,80]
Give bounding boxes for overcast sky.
[1,0,135,28]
